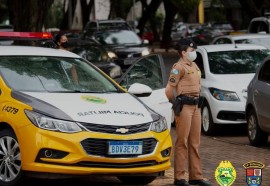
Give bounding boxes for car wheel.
[0,129,23,186]
[201,102,216,135]
[117,175,156,185]
[247,109,268,146]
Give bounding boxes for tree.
[238,0,270,19]
[136,0,162,37]
[160,0,200,50]
[0,0,8,23]
[81,0,94,28]
[109,0,133,19]
[173,0,200,22]
[160,0,178,49]
[7,0,54,31]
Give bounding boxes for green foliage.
[44,0,64,29]
[171,0,200,21]
[171,0,200,14]
[206,0,226,22]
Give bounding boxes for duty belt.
[177,95,199,105]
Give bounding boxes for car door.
[117,54,173,130]
[254,60,270,130]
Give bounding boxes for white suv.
[194,44,270,135]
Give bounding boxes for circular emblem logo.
[215,160,236,186]
[81,95,106,104]
[171,69,179,75]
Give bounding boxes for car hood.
[13,91,158,126]
[203,73,254,95]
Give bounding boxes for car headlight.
[209,88,240,101]
[25,110,82,133]
[141,49,150,56]
[107,51,117,58]
[150,117,167,133]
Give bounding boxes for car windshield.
[208,49,270,74]
[95,30,141,45]
[0,56,119,92]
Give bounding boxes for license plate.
[108,141,143,155]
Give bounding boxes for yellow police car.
[0,45,172,186]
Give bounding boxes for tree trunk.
[161,0,177,50]
[8,0,53,31]
[81,0,94,29]
[238,0,261,18]
[137,0,162,37]
[60,0,77,30]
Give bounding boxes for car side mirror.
[127,83,152,97]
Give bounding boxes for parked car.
[83,29,150,70]
[211,34,270,49]
[83,19,133,35]
[70,39,123,79]
[246,56,270,146]
[141,27,154,45]
[191,26,224,45]
[194,44,270,135]
[171,23,201,42]
[0,45,172,186]
[211,22,234,34]
[0,24,13,32]
[248,14,270,33]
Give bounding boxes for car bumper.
[17,124,172,176]
[208,97,246,124]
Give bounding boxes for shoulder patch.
[171,69,179,75]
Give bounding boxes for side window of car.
[194,52,205,78]
[120,55,163,90]
[258,60,270,83]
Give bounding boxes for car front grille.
[79,122,151,135]
[80,138,157,157]
[76,160,161,168]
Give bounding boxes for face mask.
[61,41,69,48]
[187,51,197,61]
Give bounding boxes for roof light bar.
[0,32,53,39]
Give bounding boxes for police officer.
[165,38,211,186]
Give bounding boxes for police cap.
[175,38,197,50]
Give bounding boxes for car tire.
[201,101,216,135]
[247,109,268,146]
[0,129,23,186]
[117,175,156,185]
